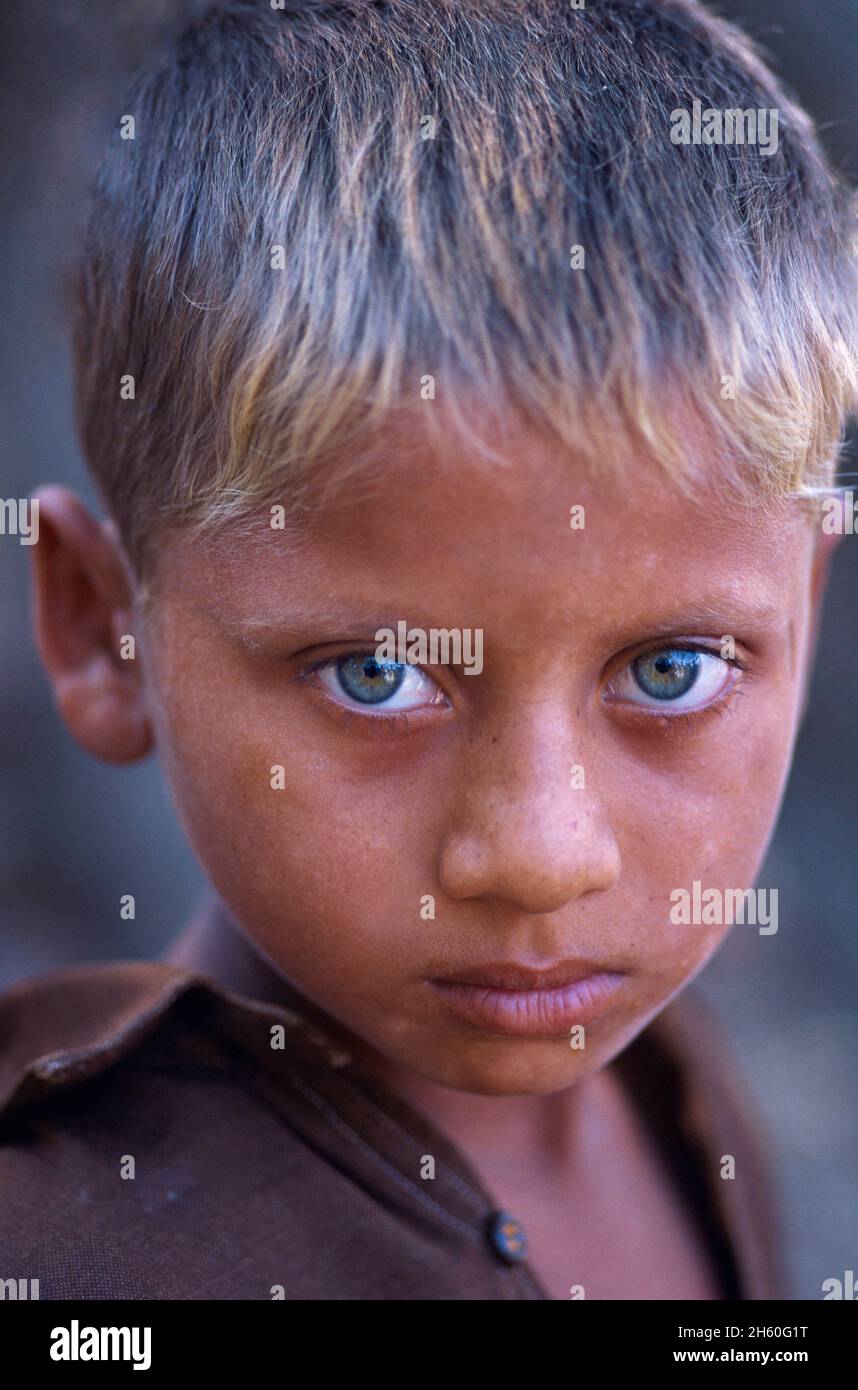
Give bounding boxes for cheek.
[627,665,797,842]
[603,682,799,971]
[153,676,433,967]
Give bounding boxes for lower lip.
[429,972,626,1037]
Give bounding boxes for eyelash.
[296,657,443,734]
[298,642,750,731]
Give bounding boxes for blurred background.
[0,0,855,1299]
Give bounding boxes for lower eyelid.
[605,673,747,725]
[302,658,449,720]
[306,686,443,736]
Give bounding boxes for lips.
[428,960,626,1036]
[435,958,612,991]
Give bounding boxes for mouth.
[427,959,626,1037]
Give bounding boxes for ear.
[808,508,843,637]
[29,485,153,763]
[796,507,842,723]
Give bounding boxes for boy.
[2,0,856,1300]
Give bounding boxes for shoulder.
[0,960,213,1120]
[0,958,407,1298]
[0,960,299,1295]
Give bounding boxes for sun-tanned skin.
[30,412,835,1299]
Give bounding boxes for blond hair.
[73,0,858,579]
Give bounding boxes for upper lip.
[432,959,621,991]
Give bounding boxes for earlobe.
[29,486,153,764]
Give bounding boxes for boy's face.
[38,417,828,1096]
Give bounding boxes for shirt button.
[487,1210,528,1264]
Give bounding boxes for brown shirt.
[0,905,785,1300]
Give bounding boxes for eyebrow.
[602,595,787,649]
[224,591,785,647]
[223,605,429,650]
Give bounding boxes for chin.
[430,1044,595,1097]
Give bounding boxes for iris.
[632,648,701,700]
[335,655,406,705]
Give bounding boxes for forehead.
[156,415,815,641]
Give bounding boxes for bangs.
[74,0,858,574]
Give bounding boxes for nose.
[436,703,621,915]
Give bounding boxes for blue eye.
[335,655,406,705]
[633,649,700,700]
[314,653,445,715]
[610,646,736,714]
